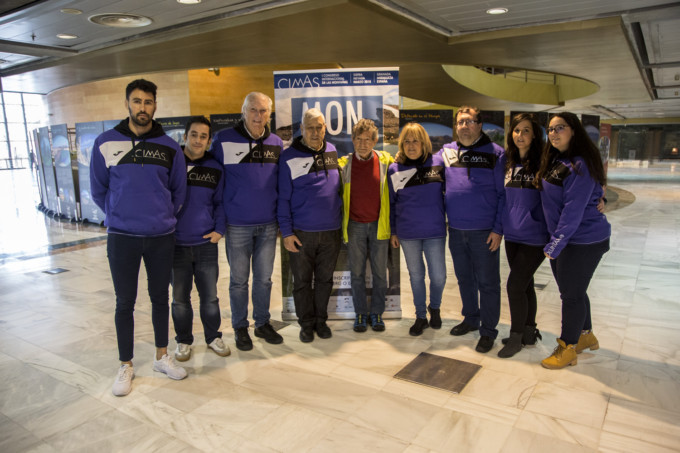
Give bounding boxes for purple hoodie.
[439,132,505,233]
[277,137,342,237]
[503,163,549,246]
[540,154,611,258]
[90,119,186,236]
[210,120,282,226]
[174,152,226,246]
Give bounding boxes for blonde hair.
[396,123,432,164]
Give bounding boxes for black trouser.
[550,239,610,345]
[288,229,341,328]
[504,241,546,333]
[107,232,175,362]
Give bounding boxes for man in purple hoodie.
[278,108,342,343]
[90,79,188,397]
[439,106,506,354]
[210,92,284,351]
[172,116,230,363]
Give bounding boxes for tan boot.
[575,331,599,353]
[541,339,577,369]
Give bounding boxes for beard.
[128,108,153,128]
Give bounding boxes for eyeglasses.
[456,119,480,126]
[547,124,569,134]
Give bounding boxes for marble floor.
[1,163,679,453]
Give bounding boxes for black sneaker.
[476,335,494,353]
[299,327,314,343]
[315,322,332,339]
[234,327,253,351]
[427,307,442,329]
[409,318,429,336]
[254,323,283,344]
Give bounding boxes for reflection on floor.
[1,164,679,452]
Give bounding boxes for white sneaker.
[175,343,191,362]
[208,337,231,357]
[112,364,134,397]
[153,354,187,380]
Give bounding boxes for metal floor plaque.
[394,352,481,394]
[43,268,69,274]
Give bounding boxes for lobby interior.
[1,1,680,452]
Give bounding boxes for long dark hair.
[535,112,606,187]
[505,113,544,176]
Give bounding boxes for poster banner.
[32,128,49,209]
[400,110,454,152]
[599,123,611,175]
[76,121,105,223]
[157,116,193,146]
[581,114,601,147]
[37,126,60,214]
[274,67,401,321]
[478,110,505,148]
[50,124,78,220]
[273,67,400,157]
[210,113,242,134]
[103,119,120,131]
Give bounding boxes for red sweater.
[349,152,380,222]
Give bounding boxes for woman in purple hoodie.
[497,113,547,358]
[536,112,610,369]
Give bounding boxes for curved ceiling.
[1,0,679,121]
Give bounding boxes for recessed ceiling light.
[486,7,509,15]
[56,33,78,39]
[89,13,153,28]
[60,8,82,15]
[177,0,202,3]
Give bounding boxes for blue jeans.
[107,232,175,362]
[171,242,222,344]
[550,239,609,345]
[224,223,277,329]
[288,229,342,328]
[448,228,501,338]
[399,237,446,319]
[347,220,388,315]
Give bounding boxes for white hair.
[301,108,325,127]
[241,92,272,117]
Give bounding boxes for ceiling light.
[486,7,508,15]
[89,13,153,28]
[177,0,202,3]
[60,8,82,15]
[56,33,78,39]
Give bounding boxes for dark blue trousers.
[550,239,609,345]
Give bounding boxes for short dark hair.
[456,106,481,123]
[126,79,157,100]
[184,115,212,137]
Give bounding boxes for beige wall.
[45,64,338,127]
[46,71,190,126]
